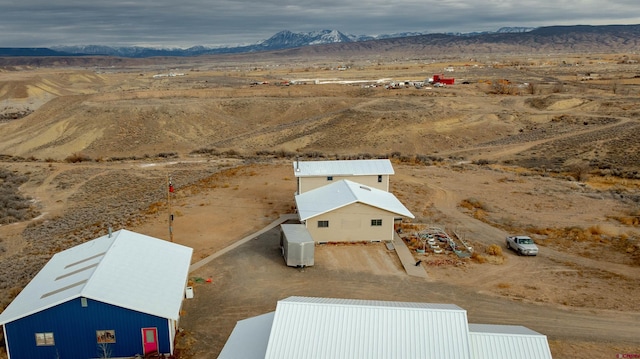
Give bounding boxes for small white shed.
[280,224,315,267]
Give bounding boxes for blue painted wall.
[4,297,171,359]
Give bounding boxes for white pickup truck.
[506,236,538,256]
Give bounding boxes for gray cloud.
[0,0,638,47]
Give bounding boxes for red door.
[141,327,158,355]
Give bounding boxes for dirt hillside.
[0,53,639,359]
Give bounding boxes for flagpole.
[168,175,174,242]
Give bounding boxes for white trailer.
[280,224,315,267]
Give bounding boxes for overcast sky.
[1,0,639,48]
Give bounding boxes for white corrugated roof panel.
[0,229,193,325]
[293,159,394,177]
[295,179,414,220]
[468,324,553,359]
[264,296,471,359]
[218,312,275,359]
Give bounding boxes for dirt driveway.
[178,223,639,359]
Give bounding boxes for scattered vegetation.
[527,226,640,266]
[609,208,640,227]
[0,168,39,224]
[459,198,489,220]
[488,79,518,95]
[64,152,93,163]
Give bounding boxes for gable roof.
[219,297,554,359]
[0,229,193,325]
[218,312,275,359]
[293,159,394,177]
[295,179,414,220]
[468,324,553,359]
[264,296,471,359]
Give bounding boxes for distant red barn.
[433,74,455,85]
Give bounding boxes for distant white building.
[219,296,553,359]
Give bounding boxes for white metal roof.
[295,179,414,220]
[468,324,553,359]
[264,296,471,359]
[293,159,394,177]
[218,312,275,359]
[219,297,554,359]
[0,229,193,325]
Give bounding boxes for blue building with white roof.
[0,229,193,359]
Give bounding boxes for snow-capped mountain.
[495,26,536,33]
[261,30,353,48]
[48,27,532,58]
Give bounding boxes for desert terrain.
[0,52,639,358]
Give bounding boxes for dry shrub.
[460,198,485,210]
[528,227,554,236]
[64,152,92,163]
[145,201,164,215]
[566,227,590,242]
[496,282,511,289]
[587,225,604,236]
[566,161,591,182]
[486,244,503,256]
[470,251,487,263]
[401,223,421,232]
[473,209,488,220]
[614,216,640,226]
[609,208,640,227]
[406,237,421,249]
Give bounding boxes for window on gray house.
[318,220,329,228]
[327,176,333,181]
[371,219,382,226]
[378,175,382,183]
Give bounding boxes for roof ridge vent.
[359,185,371,191]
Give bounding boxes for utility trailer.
[280,224,315,267]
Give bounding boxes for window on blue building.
[97,330,116,343]
[35,332,55,346]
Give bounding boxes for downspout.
[295,157,301,195]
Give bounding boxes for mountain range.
[2,27,535,58]
[1,25,638,59]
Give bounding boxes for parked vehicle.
[506,235,538,256]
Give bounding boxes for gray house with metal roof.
[0,229,193,359]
